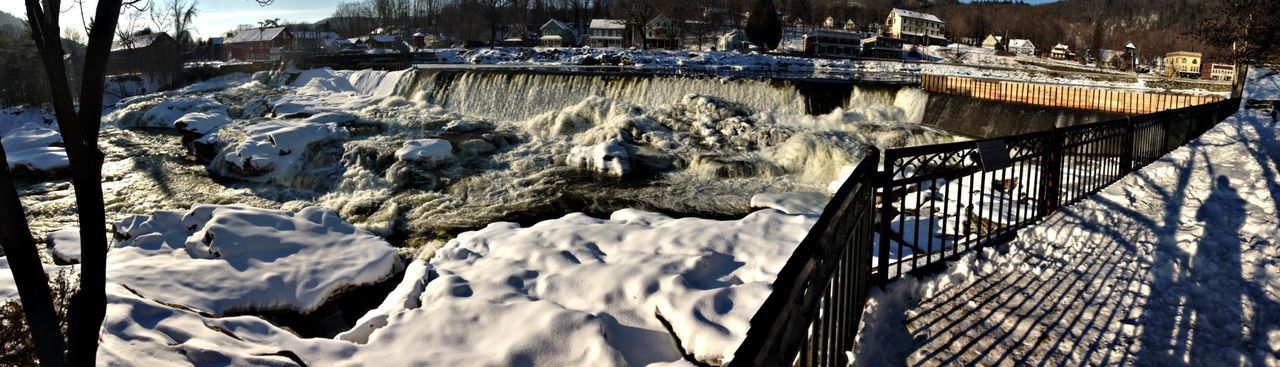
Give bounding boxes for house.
[823,16,837,29]
[644,15,680,49]
[844,19,857,31]
[1164,51,1201,78]
[981,34,1004,50]
[224,26,292,61]
[108,30,182,76]
[803,29,869,58]
[540,19,579,47]
[1201,63,1236,82]
[861,35,905,60]
[588,19,628,48]
[1050,43,1072,60]
[502,24,535,46]
[884,8,945,46]
[291,31,342,51]
[1007,39,1035,56]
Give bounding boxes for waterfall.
[405,71,810,122]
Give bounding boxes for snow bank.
[0,122,69,174]
[6,205,819,366]
[47,228,81,264]
[107,204,401,315]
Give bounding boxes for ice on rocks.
[210,119,351,184]
[566,140,631,176]
[395,139,454,166]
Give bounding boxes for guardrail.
[730,97,1241,366]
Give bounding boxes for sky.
[0,0,347,38]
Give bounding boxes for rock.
[459,139,497,155]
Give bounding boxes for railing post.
[1121,117,1135,172]
[875,152,895,285]
[1039,128,1063,217]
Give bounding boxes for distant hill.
[0,10,25,37]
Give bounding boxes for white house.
[588,19,628,48]
[884,8,945,45]
[1008,39,1035,56]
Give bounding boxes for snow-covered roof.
[1009,39,1034,49]
[543,19,572,32]
[1052,43,1070,52]
[1125,42,1136,49]
[891,8,944,24]
[225,27,289,44]
[590,19,626,30]
[540,35,563,41]
[111,32,173,51]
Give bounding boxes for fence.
[730,97,1241,367]
[920,74,1226,115]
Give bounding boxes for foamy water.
[23,68,957,248]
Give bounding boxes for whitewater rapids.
[29,67,959,248]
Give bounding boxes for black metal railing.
[730,97,1240,366]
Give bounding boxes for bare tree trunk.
[24,0,124,365]
[0,148,66,367]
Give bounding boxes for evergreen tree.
[745,0,782,50]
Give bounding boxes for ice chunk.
[566,140,631,176]
[395,139,455,167]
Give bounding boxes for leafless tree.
[150,0,199,52]
[6,1,272,366]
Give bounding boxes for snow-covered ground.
[0,107,68,175]
[853,69,1280,365]
[2,194,829,365]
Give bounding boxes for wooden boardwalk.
[921,74,1224,115]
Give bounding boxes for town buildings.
[981,34,1004,50]
[1165,51,1203,78]
[588,19,628,48]
[540,19,580,47]
[1007,39,1035,56]
[224,26,292,61]
[884,8,946,46]
[108,31,182,76]
[1050,43,1072,60]
[1201,63,1236,82]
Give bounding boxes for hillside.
[0,11,25,36]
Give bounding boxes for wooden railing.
[920,74,1225,115]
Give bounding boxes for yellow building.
[1164,51,1202,78]
[885,8,945,45]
